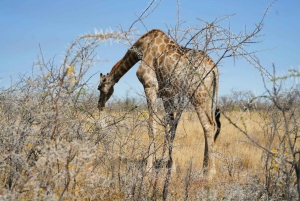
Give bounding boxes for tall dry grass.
[1,79,298,200]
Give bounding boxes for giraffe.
[97,29,221,177]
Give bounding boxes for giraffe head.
[97,73,114,110]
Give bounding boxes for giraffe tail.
[212,68,221,142]
[214,108,221,142]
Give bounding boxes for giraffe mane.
[140,29,165,39]
[108,60,122,76]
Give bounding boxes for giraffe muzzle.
[97,102,105,111]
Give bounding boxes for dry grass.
[1,98,298,200]
[128,110,266,175]
[97,110,270,192]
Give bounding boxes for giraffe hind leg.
[194,104,216,177]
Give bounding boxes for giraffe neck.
[109,49,140,83]
[108,29,174,84]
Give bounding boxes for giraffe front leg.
[144,87,157,172]
[162,97,176,171]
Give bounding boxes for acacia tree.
[221,62,300,200]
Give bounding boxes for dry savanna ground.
[81,109,284,199]
[0,102,298,200]
[174,111,263,176]
[127,110,265,177]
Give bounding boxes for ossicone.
[100,73,109,77]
